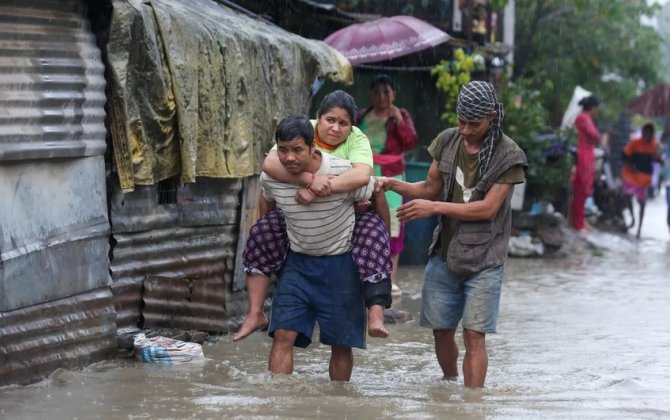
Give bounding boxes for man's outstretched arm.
[376,160,443,201]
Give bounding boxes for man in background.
[621,123,662,238]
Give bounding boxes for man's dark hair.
[642,122,655,134]
[370,74,396,91]
[316,90,356,122]
[275,115,314,147]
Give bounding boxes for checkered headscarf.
[456,81,504,176]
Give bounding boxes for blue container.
[399,216,438,266]
[404,161,431,183]
[399,161,437,266]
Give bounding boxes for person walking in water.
[234,91,392,342]
[376,81,527,388]
[571,96,601,232]
[261,115,375,381]
[621,123,662,239]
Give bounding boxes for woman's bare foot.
[233,312,268,341]
[367,305,389,338]
[583,220,595,232]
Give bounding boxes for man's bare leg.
[462,328,488,388]
[233,273,270,341]
[636,200,646,239]
[329,346,353,381]
[390,253,401,295]
[434,329,459,380]
[367,305,389,338]
[268,329,298,374]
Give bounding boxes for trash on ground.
[133,333,204,364]
[508,234,545,257]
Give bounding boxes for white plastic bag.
[133,333,204,364]
[560,86,593,130]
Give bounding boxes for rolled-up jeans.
[420,255,504,333]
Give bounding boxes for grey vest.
[429,128,528,274]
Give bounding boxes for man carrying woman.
[262,115,376,381]
[234,90,393,342]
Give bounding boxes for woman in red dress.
[571,96,601,231]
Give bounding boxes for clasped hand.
[308,174,333,196]
[295,174,333,204]
[374,176,392,193]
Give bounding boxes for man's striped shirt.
[260,152,374,256]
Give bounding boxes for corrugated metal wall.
[109,177,247,334]
[0,0,115,385]
[0,288,116,385]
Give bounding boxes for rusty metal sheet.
[0,287,117,386]
[0,158,110,311]
[232,176,261,292]
[142,277,226,332]
[0,1,106,162]
[0,0,110,312]
[109,177,242,233]
[109,178,245,332]
[110,224,237,332]
[110,278,143,335]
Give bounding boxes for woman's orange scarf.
[314,126,337,151]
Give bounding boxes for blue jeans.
[666,186,670,227]
[420,255,504,333]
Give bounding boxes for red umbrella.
[324,15,451,65]
[628,83,670,117]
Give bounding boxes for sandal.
[391,283,402,297]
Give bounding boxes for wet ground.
[1,195,669,419]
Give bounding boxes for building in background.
[0,0,350,386]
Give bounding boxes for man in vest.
[376,81,527,388]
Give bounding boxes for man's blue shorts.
[420,255,504,334]
[268,251,366,349]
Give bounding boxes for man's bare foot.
[367,305,388,338]
[233,312,268,341]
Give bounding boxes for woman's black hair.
[316,90,356,122]
[370,74,396,91]
[578,95,600,111]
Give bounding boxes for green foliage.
[514,0,663,126]
[500,79,573,204]
[489,0,509,10]
[336,0,450,17]
[431,48,474,125]
[400,0,430,14]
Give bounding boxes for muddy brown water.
[1,197,669,419]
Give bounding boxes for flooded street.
[1,197,669,419]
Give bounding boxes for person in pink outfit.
[571,96,601,232]
[356,75,418,295]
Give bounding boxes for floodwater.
[1,197,669,419]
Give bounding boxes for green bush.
[500,79,573,207]
[431,49,474,126]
